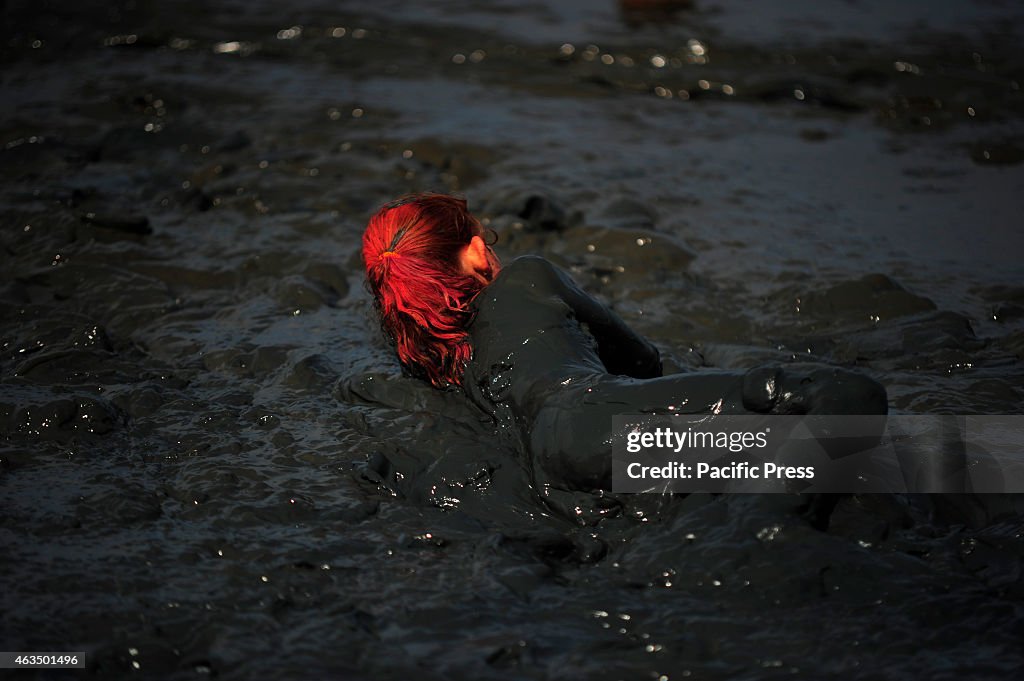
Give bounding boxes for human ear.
[460,235,490,274]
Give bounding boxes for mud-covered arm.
[539,258,662,378]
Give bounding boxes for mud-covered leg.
[758,364,889,416]
[746,364,888,530]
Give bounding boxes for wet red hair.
[362,193,488,388]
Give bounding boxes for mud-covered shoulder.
[487,255,571,295]
[501,255,562,281]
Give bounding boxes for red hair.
[362,194,488,388]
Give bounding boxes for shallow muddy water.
[2,1,1024,679]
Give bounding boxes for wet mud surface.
[2,1,1024,679]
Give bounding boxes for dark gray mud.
[2,1,1023,679]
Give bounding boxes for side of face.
[458,234,501,285]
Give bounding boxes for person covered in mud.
[361,193,888,494]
